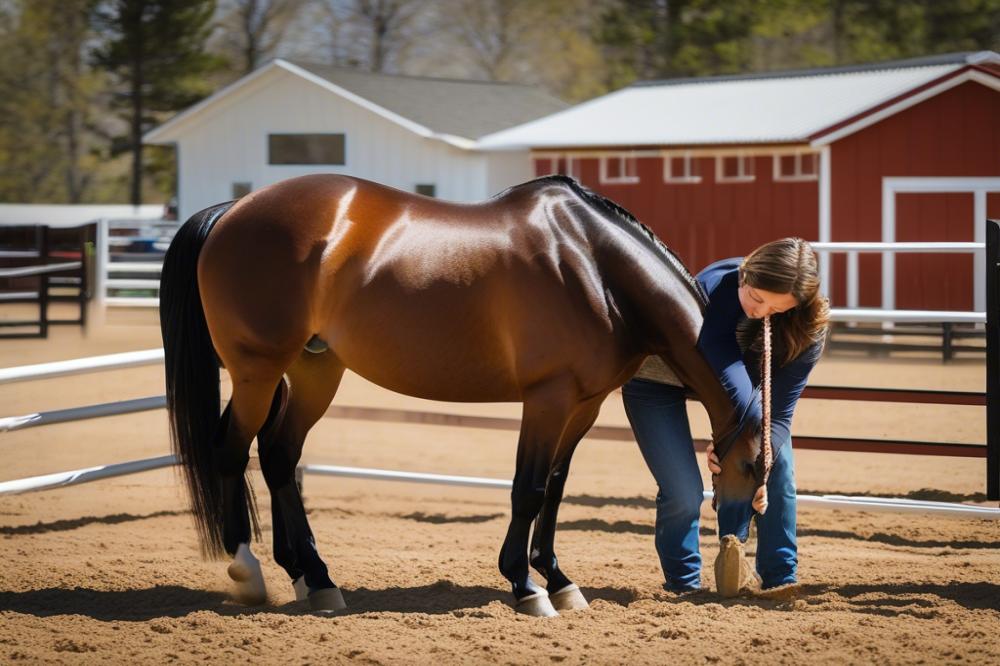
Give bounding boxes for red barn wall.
[531,77,1000,309]
[829,80,1000,309]
[553,154,818,275]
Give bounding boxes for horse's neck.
[600,232,738,439]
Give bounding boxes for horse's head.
[712,416,770,542]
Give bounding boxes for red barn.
[479,52,1000,312]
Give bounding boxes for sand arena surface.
[0,307,998,664]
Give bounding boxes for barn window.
[663,152,701,183]
[232,182,252,199]
[268,133,346,165]
[716,154,755,183]
[599,155,639,184]
[415,184,436,197]
[535,155,581,179]
[773,151,819,181]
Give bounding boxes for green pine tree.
[92,0,223,206]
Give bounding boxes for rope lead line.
[762,315,773,485]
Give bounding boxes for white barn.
[144,59,567,222]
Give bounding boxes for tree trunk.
[130,54,143,207]
[831,0,845,65]
[65,13,84,203]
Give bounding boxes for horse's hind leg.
[217,357,293,605]
[499,383,577,617]
[258,350,346,612]
[529,398,603,612]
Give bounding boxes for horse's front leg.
[498,383,581,617]
[529,399,602,612]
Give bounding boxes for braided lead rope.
[711,314,774,511]
[761,315,773,484]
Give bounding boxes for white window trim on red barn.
[534,153,582,179]
[716,153,755,183]
[773,151,819,182]
[663,151,701,184]
[599,154,640,185]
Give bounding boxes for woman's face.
[738,283,798,319]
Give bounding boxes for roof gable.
[144,59,566,149]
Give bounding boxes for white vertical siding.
[171,69,529,221]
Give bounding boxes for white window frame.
[535,154,581,179]
[599,154,639,184]
[663,151,701,184]
[716,153,755,183]
[773,151,819,182]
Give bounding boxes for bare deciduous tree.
[439,0,524,80]
[314,0,424,72]
[219,0,309,73]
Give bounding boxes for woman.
[622,237,829,596]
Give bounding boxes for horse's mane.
[522,175,708,307]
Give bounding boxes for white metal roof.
[478,52,1000,150]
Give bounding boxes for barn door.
[894,192,974,311]
[883,178,1000,313]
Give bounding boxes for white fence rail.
[811,240,985,313]
[0,349,997,519]
[0,348,164,384]
[0,451,995,519]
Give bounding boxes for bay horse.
[159,174,766,617]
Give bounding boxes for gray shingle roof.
[289,61,568,140]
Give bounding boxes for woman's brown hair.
[738,237,830,365]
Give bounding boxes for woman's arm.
[705,339,823,473]
[696,294,760,430]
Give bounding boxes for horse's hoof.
[515,591,559,617]
[292,575,308,602]
[550,584,589,611]
[309,586,347,613]
[227,543,267,605]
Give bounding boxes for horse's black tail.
[160,200,255,558]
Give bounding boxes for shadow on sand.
[396,511,504,525]
[797,527,1000,550]
[0,580,654,622]
[0,511,188,537]
[5,578,994,622]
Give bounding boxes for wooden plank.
[322,404,986,457]
[802,385,984,406]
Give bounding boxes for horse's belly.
[324,301,524,402]
[318,255,620,403]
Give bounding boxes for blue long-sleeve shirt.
[695,259,821,452]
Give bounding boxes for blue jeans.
[621,377,797,591]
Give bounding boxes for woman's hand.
[705,442,722,475]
